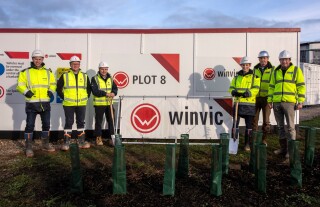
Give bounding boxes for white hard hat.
[69,55,81,63]
[99,61,109,68]
[279,50,291,59]
[32,49,44,58]
[258,51,269,58]
[240,56,251,65]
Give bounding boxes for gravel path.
[299,105,320,121]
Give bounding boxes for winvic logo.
[216,69,237,77]
[203,57,242,79]
[113,71,129,89]
[130,103,161,133]
[203,68,237,79]
[0,86,5,99]
[203,68,215,80]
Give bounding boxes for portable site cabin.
[0,28,301,139]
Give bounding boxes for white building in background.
[300,41,320,64]
[300,41,320,105]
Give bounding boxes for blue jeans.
[25,110,51,133]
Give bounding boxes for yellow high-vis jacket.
[62,71,89,106]
[268,63,306,104]
[17,64,56,103]
[253,61,274,97]
[229,69,261,105]
[92,74,113,106]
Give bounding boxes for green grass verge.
[0,116,319,206]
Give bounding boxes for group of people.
[17,49,306,158]
[17,50,118,157]
[229,50,306,159]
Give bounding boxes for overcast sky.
[1,0,319,42]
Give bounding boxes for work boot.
[96,136,103,146]
[281,157,290,165]
[41,131,55,152]
[262,124,270,146]
[262,134,267,146]
[285,152,289,159]
[273,148,283,155]
[61,132,71,151]
[280,143,290,165]
[78,131,90,149]
[25,133,34,158]
[244,129,251,151]
[244,141,250,151]
[274,138,287,156]
[281,150,290,165]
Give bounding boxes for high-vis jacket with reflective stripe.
[93,74,113,106]
[17,65,56,103]
[253,61,274,97]
[268,63,306,103]
[229,69,261,105]
[62,71,88,106]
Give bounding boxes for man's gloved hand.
[243,91,250,98]
[25,90,34,98]
[231,90,238,97]
[58,94,64,100]
[236,92,244,97]
[47,91,54,98]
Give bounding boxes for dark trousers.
[253,97,271,132]
[94,105,115,137]
[63,106,86,130]
[236,115,254,130]
[25,110,50,133]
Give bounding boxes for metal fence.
[301,63,320,105]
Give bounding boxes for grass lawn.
[0,117,319,207]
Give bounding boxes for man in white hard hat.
[229,56,260,151]
[57,55,91,150]
[252,51,274,145]
[16,49,56,157]
[268,50,306,159]
[91,61,118,146]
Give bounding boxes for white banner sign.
[120,96,233,139]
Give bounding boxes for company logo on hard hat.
[131,103,161,133]
[203,68,215,80]
[113,71,129,89]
